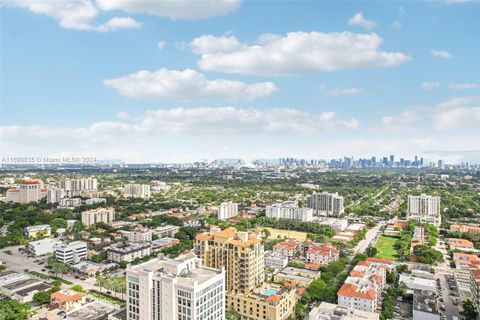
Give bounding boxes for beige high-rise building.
[123,184,151,199]
[195,227,296,320]
[81,207,115,226]
[407,194,441,227]
[60,177,97,197]
[6,179,46,203]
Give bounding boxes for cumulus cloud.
[431,50,452,59]
[157,41,166,50]
[320,85,365,96]
[381,110,420,126]
[433,96,480,130]
[95,0,242,19]
[103,68,277,101]
[347,12,377,29]
[421,81,441,90]
[448,83,479,90]
[3,0,239,31]
[191,32,411,76]
[2,0,140,32]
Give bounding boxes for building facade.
[107,243,151,263]
[195,227,296,320]
[55,241,88,264]
[123,184,151,199]
[24,224,51,239]
[47,188,66,204]
[306,192,344,217]
[81,207,115,226]
[266,201,313,222]
[60,177,98,197]
[407,194,441,227]
[126,253,225,320]
[217,201,239,220]
[6,179,45,203]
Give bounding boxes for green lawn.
[374,236,399,261]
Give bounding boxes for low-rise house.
[50,289,86,312]
[107,242,151,262]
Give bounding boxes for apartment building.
[85,197,106,205]
[47,188,66,204]
[448,238,475,251]
[273,239,302,258]
[264,251,289,270]
[6,179,45,203]
[337,260,389,313]
[153,225,180,238]
[60,177,97,197]
[312,217,348,232]
[24,224,51,239]
[450,224,480,238]
[217,201,239,220]
[407,194,441,227]
[195,227,296,320]
[59,198,81,207]
[54,241,87,264]
[81,207,115,226]
[454,253,480,297]
[306,243,340,266]
[306,192,344,217]
[107,243,151,263]
[265,201,313,222]
[123,184,151,199]
[121,228,153,243]
[126,253,225,320]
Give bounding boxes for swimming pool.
[262,288,278,297]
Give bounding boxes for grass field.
[374,235,399,261]
[264,228,308,241]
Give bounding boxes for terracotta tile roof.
[366,257,395,265]
[471,269,480,281]
[196,233,214,241]
[214,227,237,238]
[337,283,376,300]
[305,263,321,270]
[21,179,43,185]
[266,295,281,303]
[51,290,84,302]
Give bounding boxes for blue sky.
[1,0,479,163]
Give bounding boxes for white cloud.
[347,12,377,29]
[191,32,411,76]
[431,50,452,59]
[434,95,480,129]
[96,17,141,32]
[320,85,365,96]
[421,81,441,90]
[398,6,405,17]
[95,0,242,20]
[3,0,140,32]
[448,83,479,90]
[391,20,402,29]
[157,41,166,50]
[103,68,277,101]
[381,110,420,126]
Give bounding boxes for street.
[354,222,384,255]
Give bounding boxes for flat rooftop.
[67,301,119,320]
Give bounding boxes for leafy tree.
[461,299,479,320]
[32,291,50,305]
[0,300,31,320]
[70,284,84,292]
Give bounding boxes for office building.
[28,238,62,256]
[195,227,296,320]
[55,241,87,264]
[126,253,225,320]
[81,207,115,226]
[123,184,151,199]
[59,198,82,207]
[217,201,239,220]
[407,194,441,227]
[266,201,313,222]
[47,188,66,204]
[306,192,344,217]
[60,177,97,197]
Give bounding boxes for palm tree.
[95,275,107,292]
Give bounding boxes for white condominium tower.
[81,207,115,226]
[265,201,313,222]
[60,177,97,197]
[306,192,344,217]
[47,188,66,204]
[407,194,441,227]
[123,184,151,199]
[126,253,225,320]
[217,201,239,220]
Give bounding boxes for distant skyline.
[1,1,479,163]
